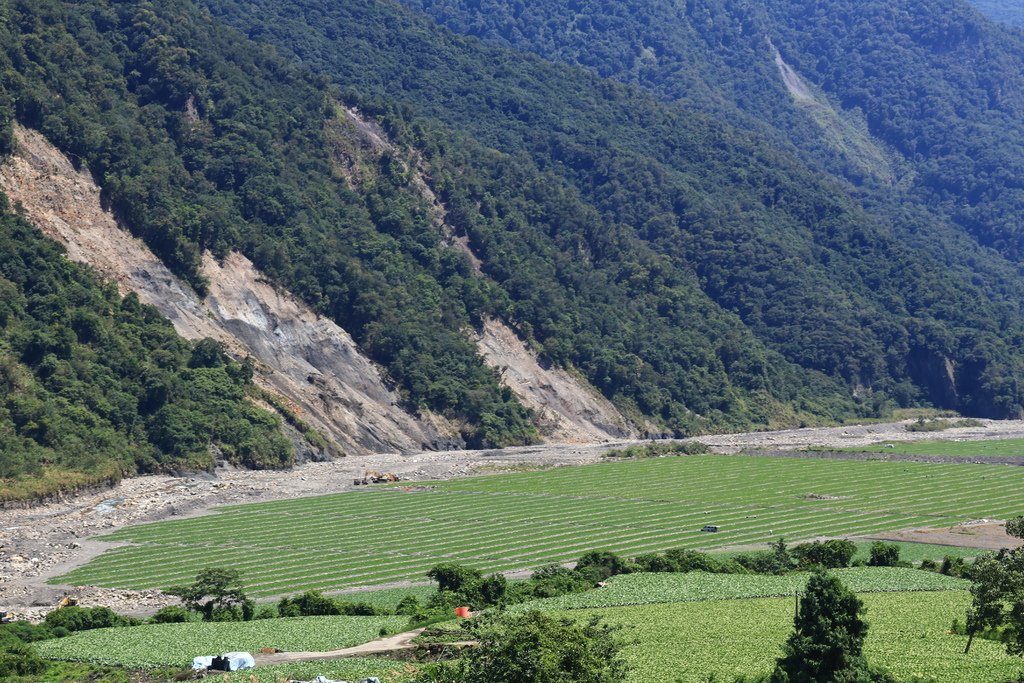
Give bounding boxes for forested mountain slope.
[3,0,1024,499]
[206,0,1024,418]
[0,0,856,444]
[970,0,1024,26]
[0,192,293,501]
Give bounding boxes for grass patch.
[220,658,416,682]
[603,440,710,458]
[906,418,986,432]
[836,438,1024,457]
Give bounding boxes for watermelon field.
[53,455,1024,597]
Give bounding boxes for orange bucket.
[455,606,471,618]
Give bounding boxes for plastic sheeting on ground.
[290,677,382,683]
[190,651,256,671]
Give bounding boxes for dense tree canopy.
[0,198,291,500]
[5,0,1024,489]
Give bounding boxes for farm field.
[837,438,1024,457]
[33,615,407,668]
[53,455,1024,596]
[572,591,1022,682]
[517,567,970,610]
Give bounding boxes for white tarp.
[190,652,256,671]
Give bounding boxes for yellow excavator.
[353,470,400,485]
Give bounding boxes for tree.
[771,570,886,683]
[167,568,252,621]
[964,516,1024,656]
[793,540,857,569]
[867,542,900,567]
[414,611,629,683]
[427,563,482,593]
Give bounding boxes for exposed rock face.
[476,318,636,442]
[0,125,442,455]
[0,124,635,452]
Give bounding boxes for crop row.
[573,591,1021,682]
[518,567,971,610]
[55,456,1024,595]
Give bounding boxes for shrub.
[867,542,901,567]
[575,551,634,581]
[149,606,191,624]
[43,606,138,632]
[792,540,857,569]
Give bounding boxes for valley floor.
[3,417,1024,619]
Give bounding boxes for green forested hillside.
[3,0,1024,494]
[0,197,291,500]
[206,0,1024,418]
[970,0,1024,25]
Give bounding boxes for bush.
[941,555,967,577]
[0,642,45,677]
[427,563,483,593]
[150,606,191,624]
[43,606,138,632]
[867,542,901,567]
[575,551,634,581]
[413,611,629,683]
[792,540,857,569]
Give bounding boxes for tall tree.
[964,517,1024,656]
[771,570,885,683]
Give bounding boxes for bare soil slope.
[0,125,446,456]
[476,318,635,442]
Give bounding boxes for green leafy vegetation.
[905,418,986,432]
[0,202,291,500]
[412,611,629,683]
[55,455,1024,595]
[970,0,1024,25]
[603,441,710,458]
[217,0,1024,421]
[516,568,969,611]
[33,615,407,668]
[566,592,1022,682]
[0,0,535,450]
[5,0,1024,461]
[837,439,1024,457]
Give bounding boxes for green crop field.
[53,455,1024,597]
[572,591,1022,682]
[220,659,415,682]
[34,615,407,668]
[838,438,1024,457]
[517,567,970,610]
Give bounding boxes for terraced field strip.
[55,455,1024,595]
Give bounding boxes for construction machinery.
[1,611,15,623]
[353,470,400,485]
[55,595,78,609]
